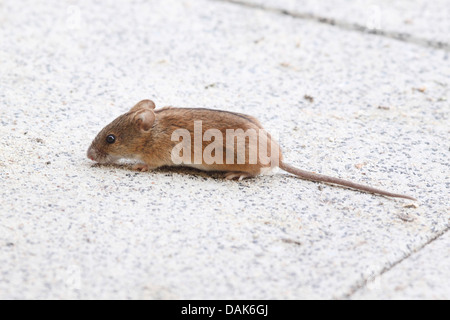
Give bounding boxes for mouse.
[87,99,416,200]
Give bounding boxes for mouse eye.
[106,134,116,144]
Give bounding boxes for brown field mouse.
[87,99,416,200]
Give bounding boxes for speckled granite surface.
[353,232,450,299]
[0,0,448,299]
[228,0,450,48]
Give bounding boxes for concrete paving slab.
[227,0,450,48]
[0,0,449,299]
[353,231,450,299]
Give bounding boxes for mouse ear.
[130,99,156,113]
[134,109,155,132]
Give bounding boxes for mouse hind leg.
[223,164,264,181]
[224,171,257,181]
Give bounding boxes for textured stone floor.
[0,0,448,299]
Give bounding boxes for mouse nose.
[87,147,96,161]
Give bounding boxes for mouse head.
[87,100,156,164]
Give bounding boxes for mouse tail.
[279,161,416,200]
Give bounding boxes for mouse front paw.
[132,163,150,172]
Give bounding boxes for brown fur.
[87,100,281,174]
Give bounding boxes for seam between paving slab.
[342,224,450,299]
[214,0,450,51]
